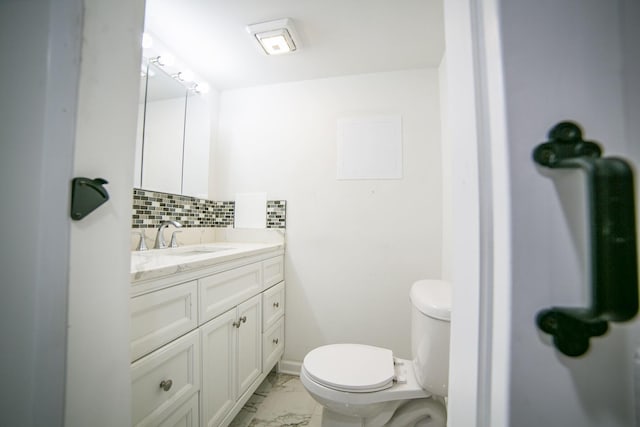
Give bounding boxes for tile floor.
[229,372,322,427]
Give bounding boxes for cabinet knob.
[159,379,173,392]
[273,302,280,308]
[233,316,247,328]
[273,338,279,345]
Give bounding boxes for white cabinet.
[236,295,262,395]
[262,281,285,331]
[201,295,262,427]
[131,280,198,361]
[199,262,262,324]
[262,256,284,288]
[131,250,285,427]
[263,317,285,370]
[158,393,200,427]
[200,309,235,427]
[131,330,200,427]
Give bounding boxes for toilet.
[300,280,451,427]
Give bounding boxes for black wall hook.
[533,121,638,357]
[70,177,110,220]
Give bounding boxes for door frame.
[443,0,510,426]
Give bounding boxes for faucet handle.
[134,230,148,251]
[169,230,183,248]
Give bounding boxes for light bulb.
[181,69,194,82]
[142,32,153,49]
[198,82,210,94]
[161,53,175,67]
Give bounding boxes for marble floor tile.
[230,372,321,427]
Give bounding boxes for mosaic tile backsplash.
[132,189,286,229]
[266,200,286,228]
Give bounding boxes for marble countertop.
[131,241,284,283]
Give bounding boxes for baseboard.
[277,359,302,376]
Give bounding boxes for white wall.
[65,0,144,426]
[213,69,442,362]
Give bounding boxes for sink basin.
[164,247,233,256]
[134,246,233,258]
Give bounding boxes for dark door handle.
[533,121,638,357]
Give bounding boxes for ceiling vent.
[246,18,300,55]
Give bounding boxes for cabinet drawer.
[132,330,200,427]
[263,317,285,371]
[263,255,284,288]
[199,262,262,324]
[157,392,199,427]
[262,281,285,331]
[131,281,198,361]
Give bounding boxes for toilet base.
[320,398,446,427]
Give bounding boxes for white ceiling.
[144,0,444,91]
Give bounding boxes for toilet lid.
[302,344,395,393]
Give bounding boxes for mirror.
[134,58,210,197]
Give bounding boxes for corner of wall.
[438,53,453,282]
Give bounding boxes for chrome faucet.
[153,220,183,249]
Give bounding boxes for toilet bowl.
[300,280,451,427]
[300,344,446,426]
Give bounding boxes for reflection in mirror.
[182,92,210,198]
[133,59,147,189]
[136,60,187,195]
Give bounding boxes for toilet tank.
[410,280,451,397]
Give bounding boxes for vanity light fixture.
[172,70,194,82]
[191,82,210,94]
[246,18,300,55]
[142,31,210,95]
[150,53,175,67]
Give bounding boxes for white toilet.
[300,280,451,427]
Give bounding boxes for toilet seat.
[300,355,430,407]
[302,344,395,392]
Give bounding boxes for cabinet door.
[131,330,200,427]
[157,392,199,427]
[200,309,236,427]
[236,295,262,397]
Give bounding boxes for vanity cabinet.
[130,251,285,427]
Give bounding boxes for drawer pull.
[273,338,279,345]
[159,379,173,392]
[273,302,280,308]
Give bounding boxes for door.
[444,0,640,426]
[1,1,144,426]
